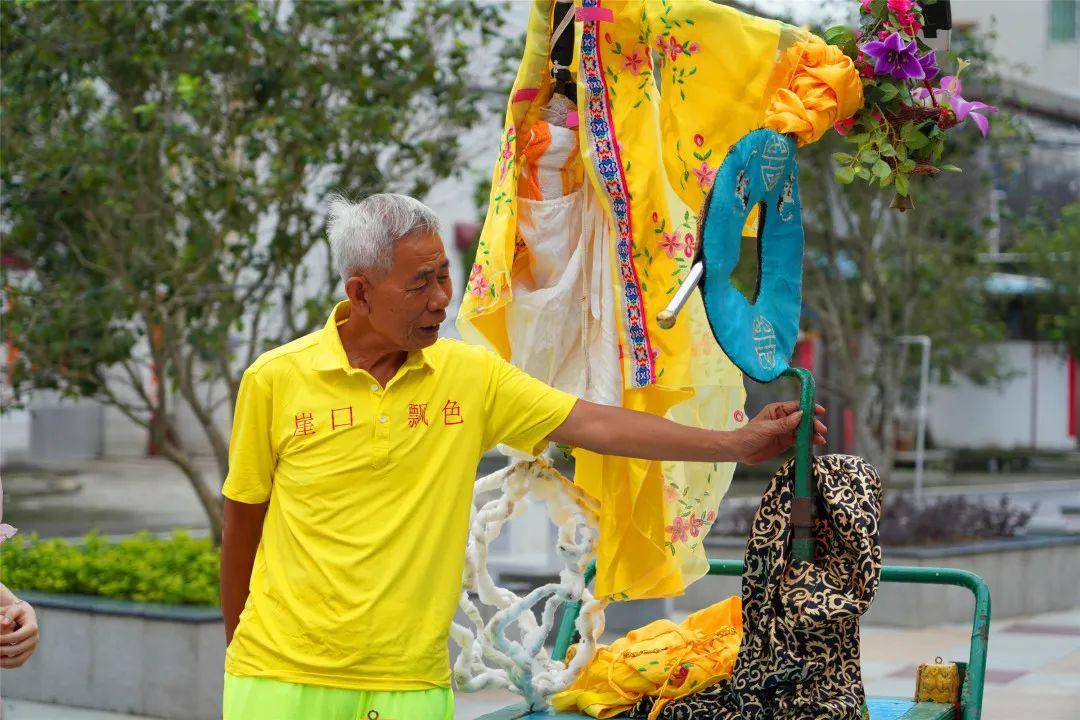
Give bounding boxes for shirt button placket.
[374,384,391,467]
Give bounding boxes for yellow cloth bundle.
[764,36,865,146]
[550,596,743,719]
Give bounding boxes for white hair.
[326,193,441,281]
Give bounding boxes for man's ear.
[345,274,373,316]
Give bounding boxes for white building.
[953,0,1080,114]
[923,0,1080,452]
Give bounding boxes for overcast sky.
[743,0,855,28]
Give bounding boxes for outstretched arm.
[547,399,826,465]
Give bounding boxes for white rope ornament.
[451,455,607,709]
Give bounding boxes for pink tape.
[575,6,614,22]
[566,110,579,128]
[512,88,540,103]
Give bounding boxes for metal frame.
[782,366,817,562]
[551,560,989,720]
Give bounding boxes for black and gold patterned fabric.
[628,454,883,720]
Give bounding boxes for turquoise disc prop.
[698,129,804,383]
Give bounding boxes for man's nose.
[429,283,451,311]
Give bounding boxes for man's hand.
[0,600,40,669]
[727,401,827,465]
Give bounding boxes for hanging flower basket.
[823,0,997,210]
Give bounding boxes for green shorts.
[223,673,454,720]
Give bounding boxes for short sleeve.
[222,368,276,504]
[482,351,579,456]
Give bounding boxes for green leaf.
[235,1,261,23]
[835,166,856,184]
[894,173,910,196]
[900,122,931,150]
[905,132,929,150]
[872,159,892,179]
[823,25,855,47]
[878,83,899,102]
[832,152,856,163]
[941,164,963,173]
[176,73,201,103]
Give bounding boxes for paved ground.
[3,456,219,539]
[5,455,1080,539]
[4,606,1078,719]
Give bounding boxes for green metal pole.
[781,366,816,563]
[551,563,597,663]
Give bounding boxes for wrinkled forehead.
[389,230,448,279]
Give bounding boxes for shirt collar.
[311,300,434,375]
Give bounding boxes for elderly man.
[220,193,825,719]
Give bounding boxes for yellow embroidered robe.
[457,0,861,600]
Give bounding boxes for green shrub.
[0,531,219,606]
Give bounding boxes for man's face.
[355,230,452,351]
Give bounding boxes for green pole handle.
[551,563,596,663]
[781,366,816,563]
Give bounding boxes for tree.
[1014,203,1080,355]
[794,32,1029,476]
[1,0,506,542]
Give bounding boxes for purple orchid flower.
[861,32,925,81]
[918,51,940,81]
[913,75,999,137]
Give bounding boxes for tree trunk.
[159,435,225,545]
[854,391,887,474]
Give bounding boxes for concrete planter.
[3,592,223,720]
[677,534,1080,627]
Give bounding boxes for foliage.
[458,171,493,290]
[714,493,1035,547]
[1,0,506,540]
[799,135,1010,473]
[878,493,1035,546]
[1,532,220,606]
[1013,203,1080,353]
[794,26,1028,475]
[824,0,997,206]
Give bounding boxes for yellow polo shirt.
[222,301,578,691]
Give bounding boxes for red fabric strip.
[512,88,539,103]
[575,6,614,22]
